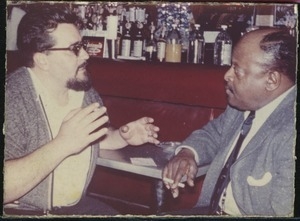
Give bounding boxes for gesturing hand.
[119,117,160,146]
[55,103,109,156]
[162,148,198,198]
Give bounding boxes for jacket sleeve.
[5,74,31,160]
[4,68,53,160]
[181,106,242,166]
[5,97,26,160]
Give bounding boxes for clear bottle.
[165,24,182,63]
[213,25,232,66]
[188,24,205,64]
[145,22,157,61]
[156,23,167,62]
[120,22,132,57]
[132,22,144,57]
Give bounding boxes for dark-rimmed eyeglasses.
[47,42,87,56]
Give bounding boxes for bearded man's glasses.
[47,42,87,56]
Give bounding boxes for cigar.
[163,177,185,188]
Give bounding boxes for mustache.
[75,61,89,78]
[225,84,233,92]
[78,61,88,69]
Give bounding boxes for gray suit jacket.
[182,88,296,216]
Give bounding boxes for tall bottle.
[213,25,232,66]
[120,22,132,57]
[165,24,182,63]
[115,22,123,56]
[188,24,205,64]
[132,22,144,58]
[145,22,157,61]
[156,23,167,62]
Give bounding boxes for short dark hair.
[17,4,82,67]
[259,29,297,83]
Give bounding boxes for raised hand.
[162,148,198,198]
[55,103,109,156]
[119,117,160,146]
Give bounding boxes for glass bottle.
[165,24,182,63]
[132,22,144,58]
[120,22,132,57]
[145,22,157,61]
[115,21,123,56]
[188,24,205,64]
[213,25,232,66]
[156,23,167,62]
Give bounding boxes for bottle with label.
[188,24,205,64]
[132,22,144,58]
[213,25,232,66]
[145,22,157,61]
[165,24,182,63]
[120,22,132,57]
[156,23,167,62]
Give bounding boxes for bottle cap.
[221,25,227,30]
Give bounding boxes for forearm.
[180,108,234,165]
[100,128,127,150]
[4,139,68,204]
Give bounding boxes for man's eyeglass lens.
[47,42,87,56]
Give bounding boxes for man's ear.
[33,52,48,70]
[265,71,280,91]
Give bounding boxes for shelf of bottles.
[73,2,297,66]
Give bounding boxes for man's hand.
[162,148,198,198]
[119,117,160,146]
[55,103,109,156]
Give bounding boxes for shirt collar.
[244,86,295,120]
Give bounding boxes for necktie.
[209,111,256,214]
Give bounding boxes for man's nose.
[224,66,234,82]
[79,47,90,60]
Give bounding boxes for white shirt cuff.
[174,145,200,164]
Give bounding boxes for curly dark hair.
[17,4,82,67]
[260,29,297,83]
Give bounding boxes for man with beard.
[4,5,160,216]
[162,28,296,216]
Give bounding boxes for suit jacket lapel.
[237,87,296,159]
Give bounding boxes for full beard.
[66,63,92,91]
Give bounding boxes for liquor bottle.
[145,22,157,61]
[120,22,132,57]
[85,6,94,30]
[132,22,144,58]
[156,23,167,62]
[165,24,182,63]
[213,25,232,66]
[115,22,123,56]
[188,24,205,64]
